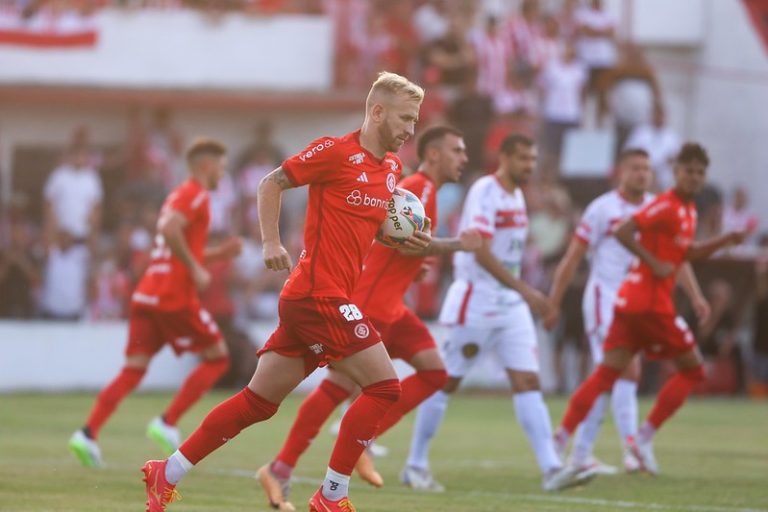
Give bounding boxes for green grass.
[2,392,767,511]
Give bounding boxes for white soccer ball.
[376,187,427,248]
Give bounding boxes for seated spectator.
[0,217,41,319]
[722,186,759,248]
[40,229,91,321]
[606,43,662,156]
[537,41,587,178]
[624,104,681,190]
[574,0,618,126]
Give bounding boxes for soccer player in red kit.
[256,125,482,510]
[69,139,243,467]
[553,143,746,474]
[141,72,430,512]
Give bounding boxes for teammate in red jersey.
[141,72,430,512]
[69,139,243,467]
[553,143,746,474]
[255,125,482,510]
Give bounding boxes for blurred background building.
[1,0,768,397]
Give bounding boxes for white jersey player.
[403,134,592,493]
[546,148,709,474]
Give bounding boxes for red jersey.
[280,130,403,300]
[353,172,438,323]
[615,189,697,314]
[132,179,210,311]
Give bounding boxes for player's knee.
[418,369,449,391]
[680,365,706,383]
[318,379,353,404]
[595,365,622,390]
[362,378,402,404]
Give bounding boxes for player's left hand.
[220,236,244,259]
[693,296,711,326]
[399,230,432,256]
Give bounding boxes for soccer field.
[2,392,767,512]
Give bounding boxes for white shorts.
[441,302,540,377]
[439,280,523,326]
[582,280,619,364]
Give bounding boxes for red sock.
[179,387,278,464]
[375,369,447,436]
[647,366,705,430]
[275,380,351,468]
[85,366,145,439]
[163,357,230,426]
[561,365,621,434]
[328,379,401,475]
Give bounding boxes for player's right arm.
[614,217,674,278]
[158,209,211,290]
[258,167,295,271]
[474,238,550,317]
[544,237,588,329]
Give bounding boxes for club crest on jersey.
[354,323,370,339]
[386,173,396,193]
[348,152,365,165]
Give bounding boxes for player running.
[69,139,242,467]
[141,72,431,512]
[403,134,589,492]
[256,125,482,510]
[553,143,745,474]
[545,148,710,474]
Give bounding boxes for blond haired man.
[142,72,430,512]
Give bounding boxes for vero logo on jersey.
[356,172,369,183]
[298,139,335,162]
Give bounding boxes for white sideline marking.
[214,467,767,512]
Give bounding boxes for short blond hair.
[366,71,425,110]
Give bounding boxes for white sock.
[571,393,608,466]
[638,421,656,443]
[611,379,638,442]
[513,390,561,474]
[165,450,193,485]
[322,467,350,501]
[406,390,450,470]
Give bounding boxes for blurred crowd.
[2,0,768,396]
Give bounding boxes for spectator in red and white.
[412,0,449,44]
[623,104,681,190]
[722,186,759,247]
[145,107,184,191]
[574,0,618,125]
[537,41,588,177]
[506,0,545,77]
[208,166,239,235]
[323,0,369,88]
[470,15,512,106]
[43,143,103,249]
[534,14,563,70]
[40,229,91,321]
[383,0,419,77]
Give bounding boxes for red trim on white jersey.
[457,282,474,325]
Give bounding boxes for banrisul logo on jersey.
[346,190,388,209]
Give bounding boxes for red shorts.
[258,297,382,375]
[374,309,437,362]
[126,305,223,357]
[603,310,696,360]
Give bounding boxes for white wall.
[0,10,333,90]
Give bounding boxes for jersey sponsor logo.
[356,172,369,183]
[645,200,669,218]
[298,139,335,162]
[354,323,370,338]
[309,343,324,354]
[175,337,192,348]
[348,152,365,165]
[384,157,399,172]
[386,173,396,193]
[132,292,159,305]
[346,189,388,209]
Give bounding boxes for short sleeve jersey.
[352,172,438,323]
[132,179,210,311]
[453,175,528,299]
[616,189,697,314]
[280,130,403,300]
[575,189,654,292]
